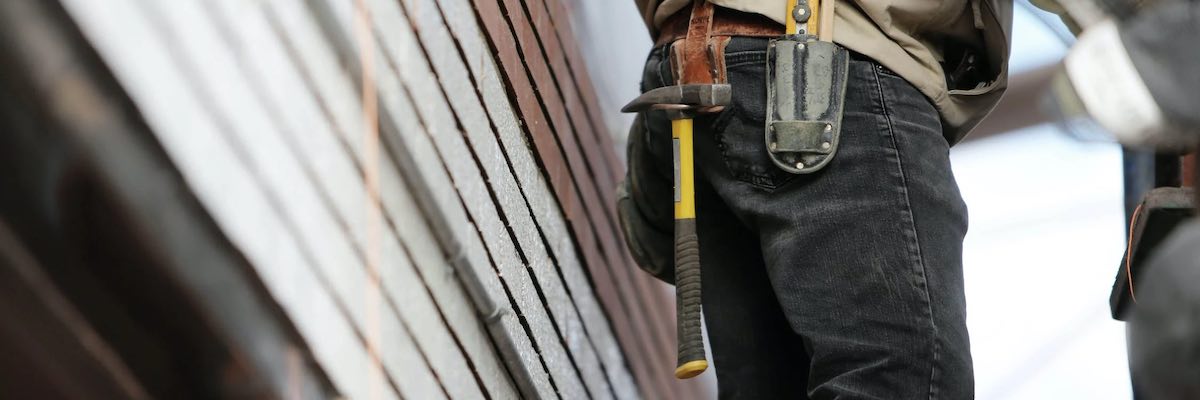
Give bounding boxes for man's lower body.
[627,37,975,399]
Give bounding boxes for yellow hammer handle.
[673,119,696,219]
[672,118,706,379]
[785,0,798,34]
[785,0,822,36]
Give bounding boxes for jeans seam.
[875,63,905,79]
[724,61,760,70]
[872,65,941,400]
[724,50,766,66]
[711,108,758,187]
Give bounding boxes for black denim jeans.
[630,37,974,399]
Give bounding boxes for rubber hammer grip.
[673,218,707,378]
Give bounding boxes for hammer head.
[621,84,732,114]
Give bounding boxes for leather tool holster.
[765,35,850,174]
[763,0,849,175]
[658,1,784,86]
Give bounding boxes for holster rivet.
[793,4,810,23]
[824,124,832,131]
[795,162,805,169]
[821,142,831,149]
[770,142,778,151]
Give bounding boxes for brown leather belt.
[656,5,784,47]
[658,1,784,85]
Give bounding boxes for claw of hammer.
[621,84,732,114]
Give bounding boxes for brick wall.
[54,0,705,398]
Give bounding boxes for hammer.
[622,83,730,379]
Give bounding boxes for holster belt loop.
[676,0,716,85]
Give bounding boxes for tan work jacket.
[634,0,1013,143]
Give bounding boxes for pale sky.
[954,4,1132,399]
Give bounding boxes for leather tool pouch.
[765,34,849,174]
[618,114,676,284]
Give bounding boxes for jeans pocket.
[713,53,799,190]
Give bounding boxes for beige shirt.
[634,0,1012,143]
